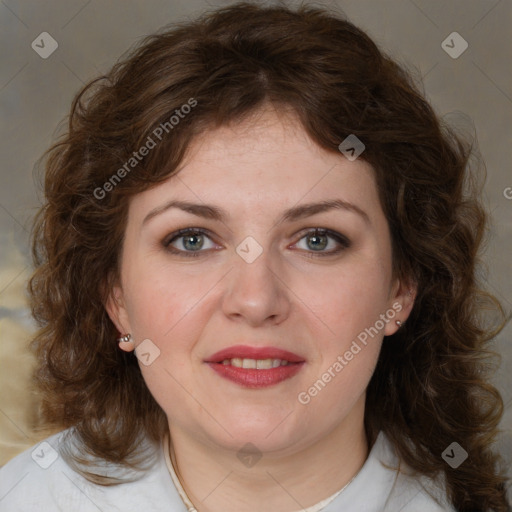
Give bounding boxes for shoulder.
[378,433,456,512]
[324,430,456,512]
[0,429,85,511]
[384,469,456,511]
[0,428,185,512]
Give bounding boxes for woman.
[0,2,509,511]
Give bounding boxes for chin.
[210,415,305,452]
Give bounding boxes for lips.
[205,344,305,364]
[204,344,305,388]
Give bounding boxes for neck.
[167,397,369,512]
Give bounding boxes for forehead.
[129,108,381,223]
[179,107,335,178]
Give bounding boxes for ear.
[384,276,417,336]
[105,282,134,352]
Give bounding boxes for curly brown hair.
[28,2,510,510]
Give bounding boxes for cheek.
[122,262,219,343]
[291,257,392,339]
[300,318,383,418]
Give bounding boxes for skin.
[107,106,415,512]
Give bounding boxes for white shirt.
[0,428,456,511]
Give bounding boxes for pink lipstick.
[204,344,305,388]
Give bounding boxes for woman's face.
[108,108,413,455]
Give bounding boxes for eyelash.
[162,227,351,258]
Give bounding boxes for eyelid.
[290,227,351,255]
[293,227,350,244]
[163,226,351,258]
[162,227,216,247]
[163,228,221,258]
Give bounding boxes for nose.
[221,244,292,328]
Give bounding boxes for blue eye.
[294,228,351,257]
[163,228,217,257]
[163,227,350,258]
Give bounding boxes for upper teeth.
[222,358,290,369]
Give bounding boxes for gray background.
[0,0,511,497]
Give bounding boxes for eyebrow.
[142,198,370,226]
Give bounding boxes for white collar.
[161,432,370,512]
